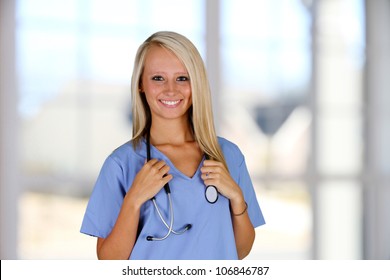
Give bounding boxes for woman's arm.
[96,194,141,259]
[229,197,255,259]
[201,160,256,259]
[96,159,173,259]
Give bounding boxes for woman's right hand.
[126,159,173,208]
[97,158,172,260]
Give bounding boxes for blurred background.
[1,0,389,260]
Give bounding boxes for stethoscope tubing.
[151,195,191,235]
[145,132,219,241]
[146,133,191,241]
[147,194,174,241]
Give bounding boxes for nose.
[163,80,177,96]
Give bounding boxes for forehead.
[143,45,187,72]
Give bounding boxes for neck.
[149,117,194,146]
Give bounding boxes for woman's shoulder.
[217,136,241,152]
[107,139,143,164]
[217,136,244,162]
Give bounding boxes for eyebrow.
[147,71,189,76]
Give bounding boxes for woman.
[80,31,265,259]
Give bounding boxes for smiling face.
[140,45,192,124]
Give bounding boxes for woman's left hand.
[200,160,243,203]
[201,160,254,259]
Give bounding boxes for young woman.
[80,31,265,259]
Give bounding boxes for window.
[15,0,366,259]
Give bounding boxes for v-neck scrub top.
[80,137,265,259]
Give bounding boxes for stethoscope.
[145,133,219,241]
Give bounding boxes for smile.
[160,100,181,106]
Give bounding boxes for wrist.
[124,188,144,211]
[231,202,248,216]
[229,194,246,215]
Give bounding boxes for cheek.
[184,86,192,98]
[144,93,158,109]
[143,84,159,99]
[186,89,193,106]
[142,88,157,107]
[141,78,155,93]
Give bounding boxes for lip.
[159,99,182,108]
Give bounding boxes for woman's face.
[141,45,192,123]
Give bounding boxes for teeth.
[161,100,180,106]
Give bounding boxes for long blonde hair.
[130,31,227,169]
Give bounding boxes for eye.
[152,75,164,81]
[177,76,189,82]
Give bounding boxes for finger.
[201,172,212,180]
[201,166,223,175]
[146,160,168,175]
[202,178,217,187]
[200,166,214,174]
[145,158,158,166]
[158,165,170,177]
[203,160,222,167]
[203,172,222,181]
[152,160,168,170]
[161,174,173,185]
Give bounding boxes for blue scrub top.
[80,137,265,259]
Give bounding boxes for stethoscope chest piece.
[205,185,218,204]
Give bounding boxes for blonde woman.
[81,31,265,259]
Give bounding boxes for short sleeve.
[237,156,266,228]
[80,156,126,238]
[220,137,266,228]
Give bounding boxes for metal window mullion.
[0,0,19,259]
[205,0,221,130]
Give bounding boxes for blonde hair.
[130,31,227,169]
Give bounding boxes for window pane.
[221,0,312,259]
